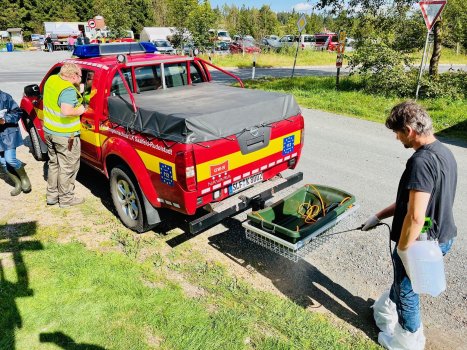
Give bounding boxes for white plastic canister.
[406,240,446,297]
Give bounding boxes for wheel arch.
[102,140,160,209]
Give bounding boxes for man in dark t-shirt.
[362,101,457,350]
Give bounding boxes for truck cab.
[20,42,304,234]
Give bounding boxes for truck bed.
[107,83,301,143]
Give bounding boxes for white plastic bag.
[378,323,426,350]
[372,289,397,335]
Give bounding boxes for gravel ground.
[0,51,465,349]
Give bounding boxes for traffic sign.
[88,19,96,29]
[336,54,343,68]
[419,1,447,31]
[297,14,307,33]
[338,31,346,54]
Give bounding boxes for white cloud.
[293,2,314,13]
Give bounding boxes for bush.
[348,38,415,96]
[419,70,467,99]
[348,38,466,100]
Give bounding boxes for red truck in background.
[20,42,304,234]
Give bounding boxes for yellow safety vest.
[43,75,82,134]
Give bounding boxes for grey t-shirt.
[391,140,457,243]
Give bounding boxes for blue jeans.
[0,148,22,169]
[389,239,453,332]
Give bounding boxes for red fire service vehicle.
[20,42,304,234]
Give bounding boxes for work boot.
[15,164,32,193]
[59,197,85,209]
[3,166,22,196]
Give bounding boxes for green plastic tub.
[247,184,356,243]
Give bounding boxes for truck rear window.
[111,69,133,96]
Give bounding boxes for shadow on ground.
[40,332,106,349]
[207,217,379,341]
[0,221,42,350]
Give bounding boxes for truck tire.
[110,165,148,233]
[29,124,48,161]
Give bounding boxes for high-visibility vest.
[43,75,82,134]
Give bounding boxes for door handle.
[82,120,93,129]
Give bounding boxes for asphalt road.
[1,50,466,348]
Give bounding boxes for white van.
[300,34,316,49]
[209,29,232,43]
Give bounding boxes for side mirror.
[24,84,41,98]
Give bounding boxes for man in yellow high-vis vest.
[43,62,86,208]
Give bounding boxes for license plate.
[229,173,263,195]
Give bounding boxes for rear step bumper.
[189,172,303,234]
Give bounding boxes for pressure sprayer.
[326,217,446,297]
[404,217,446,297]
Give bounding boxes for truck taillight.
[175,151,197,192]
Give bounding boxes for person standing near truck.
[45,35,53,52]
[362,101,458,350]
[43,63,86,208]
[0,90,31,196]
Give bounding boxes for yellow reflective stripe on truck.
[136,149,177,180]
[80,129,176,180]
[80,128,106,147]
[196,130,301,182]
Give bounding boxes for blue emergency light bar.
[73,42,157,58]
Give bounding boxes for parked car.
[153,39,175,54]
[278,35,297,47]
[264,35,279,41]
[209,29,232,43]
[213,41,230,54]
[314,33,339,51]
[229,40,261,54]
[259,37,282,52]
[299,34,316,49]
[31,33,45,50]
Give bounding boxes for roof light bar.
[73,42,157,59]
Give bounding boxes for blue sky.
[209,1,316,13]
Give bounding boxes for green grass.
[410,47,467,65]
[201,47,466,68]
[0,236,379,350]
[243,76,467,141]
[201,49,343,68]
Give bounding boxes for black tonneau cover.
[107,83,300,143]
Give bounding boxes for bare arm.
[375,203,396,220]
[398,190,430,250]
[60,102,85,116]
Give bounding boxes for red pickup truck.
[20,43,304,233]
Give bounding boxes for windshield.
[218,31,229,37]
[154,40,170,47]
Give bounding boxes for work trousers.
[45,133,80,206]
[389,239,454,333]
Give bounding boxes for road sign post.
[415,0,447,99]
[336,31,346,88]
[292,14,307,78]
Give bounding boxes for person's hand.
[0,118,5,125]
[361,215,380,231]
